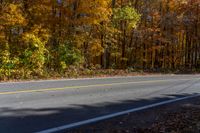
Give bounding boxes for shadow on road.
[0,93,199,133]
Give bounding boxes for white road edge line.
[37,94,200,133]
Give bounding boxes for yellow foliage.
[0,4,26,27]
[28,25,50,43]
[89,39,104,57]
[73,0,112,26]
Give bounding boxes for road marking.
[37,94,200,133]
[0,78,199,95]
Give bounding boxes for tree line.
[0,0,199,79]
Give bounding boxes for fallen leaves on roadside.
[69,99,200,133]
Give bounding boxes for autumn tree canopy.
[0,0,199,79]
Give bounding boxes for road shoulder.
[70,96,200,133]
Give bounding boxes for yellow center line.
[0,78,198,95]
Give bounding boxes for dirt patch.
[68,97,200,133]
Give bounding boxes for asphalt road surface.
[0,75,200,133]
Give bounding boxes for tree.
[0,0,199,80]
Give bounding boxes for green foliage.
[58,42,83,70]
[0,0,199,80]
[113,6,141,29]
[20,33,47,76]
[0,43,19,79]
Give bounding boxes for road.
[0,75,200,133]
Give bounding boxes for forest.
[0,0,199,80]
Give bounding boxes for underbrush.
[0,65,199,82]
